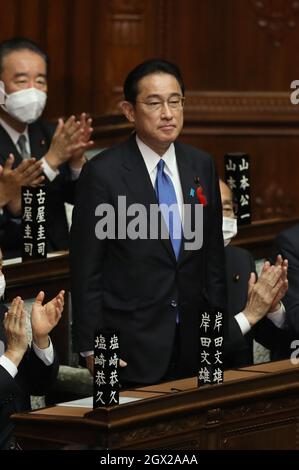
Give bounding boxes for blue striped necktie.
[155,159,182,259]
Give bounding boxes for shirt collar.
[136,134,176,176]
[0,117,29,147]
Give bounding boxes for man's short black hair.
[123,58,185,104]
[0,37,49,76]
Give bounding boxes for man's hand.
[69,113,94,169]
[31,290,64,349]
[44,114,93,171]
[243,263,284,327]
[3,297,28,367]
[268,255,288,312]
[85,355,127,376]
[0,154,44,213]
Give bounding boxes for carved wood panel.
[1,0,299,227]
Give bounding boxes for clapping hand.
[45,114,93,171]
[3,297,28,367]
[0,154,44,214]
[31,290,64,349]
[268,255,288,312]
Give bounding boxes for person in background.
[272,223,299,360]
[0,37,93,258]
[0,247,64,449]
[220,179,290,367]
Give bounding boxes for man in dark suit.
[225,243,256,366]
[0,37,93,258]
[220,180,290,367]
[272,224,299,359]
[70,59,227,386]
[0,249,64,449]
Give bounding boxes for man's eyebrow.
[13,73,29,78]
[145,92,182,99]
[13,72,47,78]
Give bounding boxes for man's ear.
[121,101,135,123]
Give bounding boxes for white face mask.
[0,274,6,299]
[222,216,238,246]
[2,86,47,124]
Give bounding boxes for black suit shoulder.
[275,223,299,258]
[88,138,214,172]
[88,139,130,169]
[226,245,255,266]
[174,140,213,161]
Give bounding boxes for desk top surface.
[27,359,299,420]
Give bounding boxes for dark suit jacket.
[225,245,255,367]
[70,136,227,384]
[0,119,76,258]
[0,302,59,449]
[270,224,299,359]
[225,244,293,365]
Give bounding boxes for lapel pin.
[196,186,207,206]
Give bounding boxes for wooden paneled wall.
[1,0,299,249]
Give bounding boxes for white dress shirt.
[136,135,184,221]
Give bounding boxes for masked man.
[220,179,290,366]
[0,37,93,258]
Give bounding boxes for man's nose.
[27,81,39,89]
[161,102,173,118]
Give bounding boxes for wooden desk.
[12,360,299,450]
[4,252,71,364]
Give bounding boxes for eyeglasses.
[136,96,185,112]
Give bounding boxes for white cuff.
[80,350,93,357]
[0,354,18,378]
[234,312,251,335]
[0,207,3,215]
[32,337,54,365]
[69,165,82,181]
[267,302,286,328]
[41,157,60,182]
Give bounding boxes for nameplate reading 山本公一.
[224,153,251,226]
[93,330,120,408]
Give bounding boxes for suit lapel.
[0,125,22,166]
[121,137,176,262]
[28,122,50,160]
[175,142,203,263]
[0,121,48,164]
